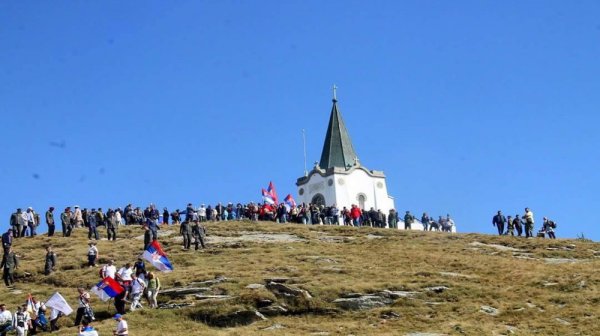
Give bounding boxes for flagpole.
[302,129,308,176]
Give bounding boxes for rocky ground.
[2,221,599,335]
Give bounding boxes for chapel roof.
[318,93,359,170]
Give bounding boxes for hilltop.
[2,221,599,335]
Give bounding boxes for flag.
[284,194,296,211]
[267,181,279,205]
[143,240,174,272]
[26,294,35,317]
[262,188,276,205]
[90,276,124,301]
[45,292,73,316]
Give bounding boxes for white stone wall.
[297,168,396,215]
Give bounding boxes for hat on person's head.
[49,207,54,211]
[28,207,33,210]
[74,205,80,208]
[113,313,122,319]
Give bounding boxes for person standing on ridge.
[506,216,514,236]
[404,211,414,230]
[61,207,72,237]
[10,209,21,238]
[523,208,534,238]
[492,211,506,236]
[513,214,523,236]
[45,207,55,237]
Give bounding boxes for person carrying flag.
[73,288,92,327]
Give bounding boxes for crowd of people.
[492,208,557,239]
[4,202,456,246]
[1,202,561,335]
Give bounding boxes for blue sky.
[1,1,599,239]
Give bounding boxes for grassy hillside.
[2,221,599,335]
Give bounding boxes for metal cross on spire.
[332,84,338,101]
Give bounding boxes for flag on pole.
[25,294,35,317]
[45,292,73,316]
[90,276,124,301]
[261,181,279,205]
[284,194,296,211]
[143,240,174,272]
[262,188,276,205]
[267,181,279,205]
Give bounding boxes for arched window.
[357,194,367,209]
[311,193,326,207]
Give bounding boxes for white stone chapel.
[296,89,396,218]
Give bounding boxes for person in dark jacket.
[162,208,169,225]
[10,209,21,238]
[46,207,56,237]
[421,213,430,231]
[106,210,118,241]
[44,246,57,275]
[404,211,415,230]
[61,207,72,237]
[87,210,99,240]
[192,220,206,250]
[143,225,152,250]
[514,214,523,236]
[1,247,18,286]
[1,230,13,253]
[180,220,192,250]
[492,211,506,235]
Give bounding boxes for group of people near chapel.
[492,208,557,239]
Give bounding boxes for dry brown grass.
[1,221,599,335]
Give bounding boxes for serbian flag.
[262,188,276,205]
[267,181,279,205]
[90,277,124,301]
[284,194,296,211]
[143,240,174,272]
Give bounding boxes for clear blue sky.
[1,1,599,239]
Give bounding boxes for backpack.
[549,221,557,228]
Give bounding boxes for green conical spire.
[318,90,358,169]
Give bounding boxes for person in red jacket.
[350,205,362,227]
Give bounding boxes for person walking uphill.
[492,211,506,236]
[45,207,55,237]
[180,220,192,250]
[1,247,18,287]
[87,243,98,267]
[44,246,57,275]
[1,230,13,253]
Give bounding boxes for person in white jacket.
[12,305,31,336]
